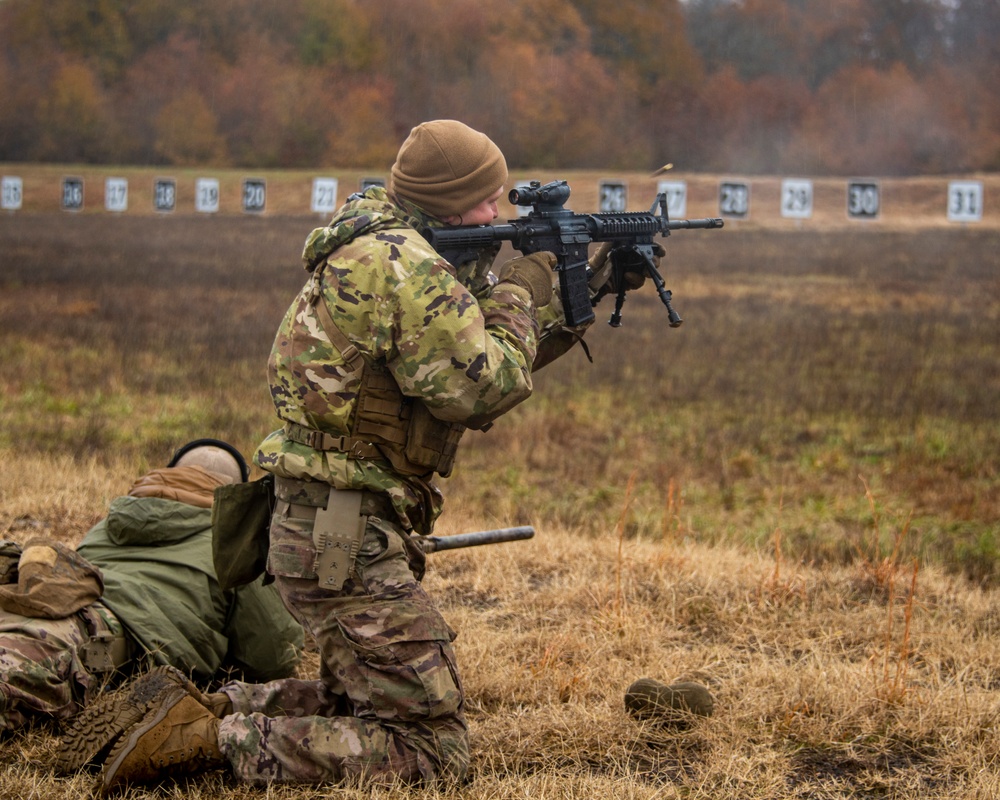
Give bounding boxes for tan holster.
[312,488,365,591]
[275,478,395,591]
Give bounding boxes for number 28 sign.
[719,181,749,219]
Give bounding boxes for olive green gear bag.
[0,537,104,618]
[211,473,274,590]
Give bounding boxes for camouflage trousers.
[217,484,468,786]
[0,604,122,731]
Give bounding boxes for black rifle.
[416,525,535,553]
[423,180,723,328]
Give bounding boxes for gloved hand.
[495,251,556,307]
[602,242,667,294]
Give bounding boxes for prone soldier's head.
[390,119,508,226]
[167,439,249,485]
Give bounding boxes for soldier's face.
[446,187,503,226]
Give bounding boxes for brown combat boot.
[57,664,228,774]
[624,678,715,728]
[100,685,225,795]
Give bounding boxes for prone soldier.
[0,439,303,741]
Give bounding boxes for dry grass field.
[1,167,999,799]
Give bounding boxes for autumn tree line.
[1,0,998,176]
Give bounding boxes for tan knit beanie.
[390,120,508,219]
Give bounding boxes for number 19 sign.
[196,178,220,213]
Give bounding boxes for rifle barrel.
[664,217,725,230]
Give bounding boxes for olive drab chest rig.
[299,262,466,479]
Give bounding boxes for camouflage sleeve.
[380,230,540,426]
[323,228,540,428]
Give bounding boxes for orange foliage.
[323,81,400,169]
[154,89,228,167]
[0,0,997,173]
[35,58,112,162]
[789,63,968,175]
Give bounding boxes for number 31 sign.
[948,181,983,223]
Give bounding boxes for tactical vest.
[292,267,466,479]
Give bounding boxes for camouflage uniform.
[0,603,122,731]
[254,188,551,532]
[218,188,574,785]
[218,508,466,784]
[0,467,304,733]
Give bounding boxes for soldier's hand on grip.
[495,251,556,308]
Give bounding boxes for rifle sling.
[312,289,364,373]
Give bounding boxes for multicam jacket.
[256,187,571,534]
